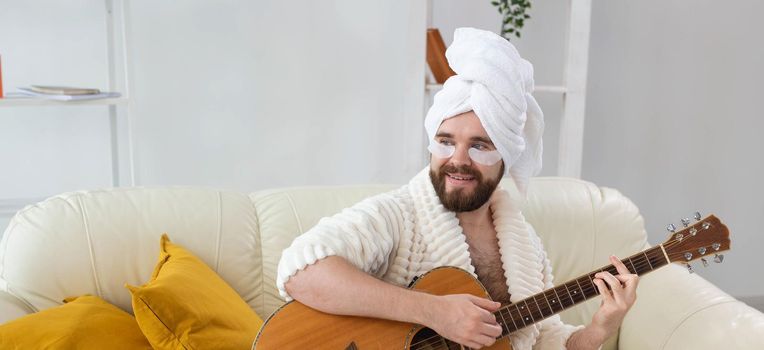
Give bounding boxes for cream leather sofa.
[1,177,763,349]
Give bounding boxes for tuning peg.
[701,258,709,267]
[714,254,724,263]
[667,224,676,233]
[694,211,702,221]
[681,218,691,227]
[686,263,694,274]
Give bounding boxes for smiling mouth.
[446,173,475,181]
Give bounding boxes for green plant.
[491,0,531,40]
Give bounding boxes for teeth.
[449,174,473,181]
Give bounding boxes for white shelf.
[0,96,128,107]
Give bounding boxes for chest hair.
[467,240,512,305]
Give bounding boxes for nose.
[448,144,472,167]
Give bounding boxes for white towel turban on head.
[424,27,544,194]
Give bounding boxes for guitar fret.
[497,308,510,336]
[511,304,524,330]
[563,283,576,305]
[530,295,540,319]
[571,280,585,303]
[642,252,654,271]
[563,285,573,307]
[570,280,580,303]
[550,288,560,310]
[541,292,552,316]
[531,295,544,321]
[504,307,518,332]
[647,247,667,269]
[629,254,644,274]
[590,276,599,297]
[547,292,556,312]
[658,246,670,266]
[628,258,636,273]
[548,289,562,313]
[643,251,653,269]
[524,300,536,323]
[587,274,598,296]
[638,253,652,273]
[516,302,529,326]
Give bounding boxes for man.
[277,28,638,349]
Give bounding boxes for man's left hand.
[589,254,639,343]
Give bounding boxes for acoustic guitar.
[254,214,730,349]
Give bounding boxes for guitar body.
[254,266,512,349]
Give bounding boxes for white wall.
[0,0,426,234]
[433,0,763,301]
[125,1,426,191]
[584,0,764,299]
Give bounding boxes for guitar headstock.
[661,213,730,270]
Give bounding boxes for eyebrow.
[435,132,494,146]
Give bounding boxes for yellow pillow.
[126,234,263,350]
[0,295,151,349]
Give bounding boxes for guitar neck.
[495,245,669,335]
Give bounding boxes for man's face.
[429,111,505,212]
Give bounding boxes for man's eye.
[439,139,454,146]
[472,144,488,150]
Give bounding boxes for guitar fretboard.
[495,245,668,336]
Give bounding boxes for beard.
[429,162,504,212]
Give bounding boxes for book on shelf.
[426,28,456,84]
[26,85,101,95]
[12,86,120,101]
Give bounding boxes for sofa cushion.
[127,234,263,350]
[0,295,151,349]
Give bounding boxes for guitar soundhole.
[410,327,460,350]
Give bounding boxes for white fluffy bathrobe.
[277,168,583,349]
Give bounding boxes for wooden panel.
[426,28,456,84]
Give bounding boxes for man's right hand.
[421,294,503,349]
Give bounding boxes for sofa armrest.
[619,263,764,349]
[0,289,34,324]
[663,299,764,348]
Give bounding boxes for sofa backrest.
[0,177,648,328]
[0,187,263,316]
